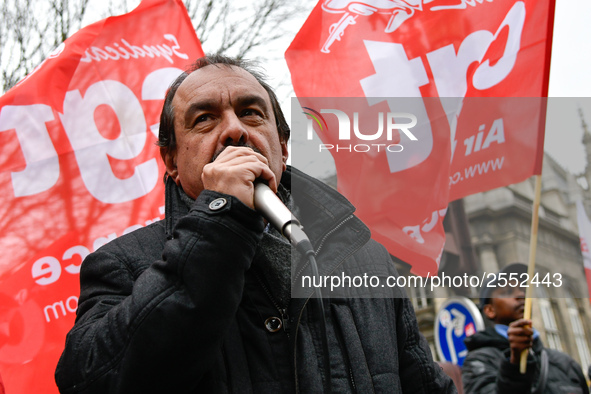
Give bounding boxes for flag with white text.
[286,0,554,275]
[0,1,203,392]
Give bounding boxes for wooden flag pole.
[520,174,543,373]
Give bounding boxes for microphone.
[253,182,313,255]
[253,182,331,392]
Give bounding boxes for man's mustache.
[211,143,262,163]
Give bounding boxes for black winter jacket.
[462,326,589,394]
[55,166,455,393]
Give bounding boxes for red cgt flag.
[0,0,203,392]
[286,0,554,276]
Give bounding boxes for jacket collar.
[164,176,191,239]
[282,166,360,246]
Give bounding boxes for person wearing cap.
[461,263,589,393]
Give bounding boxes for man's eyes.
[241,108,264,118]
[192,108,264,126]
[194,114,212,124]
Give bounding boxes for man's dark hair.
[157,54,290,156]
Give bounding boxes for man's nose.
[219,112,249,147]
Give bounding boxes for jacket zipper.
[292,214,356,392]
[332,310,357,392]
[314,214,354,256]
[293,298,310,394]
[292,215,355,286]
[253,270,290,336]
[349,367,357,391]
[329,293,358,392]
[292,297,358,392]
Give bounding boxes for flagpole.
[520,174,543,373]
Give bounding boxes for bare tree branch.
[0,0,312,94]
[1,0,91,93]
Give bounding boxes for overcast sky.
[544,0,591,175]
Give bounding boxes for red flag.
[286,0,554,275]
[0,1,203,392]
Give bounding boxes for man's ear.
[161,147,179,184]
[482,304,496,321]
[280,140,289,172]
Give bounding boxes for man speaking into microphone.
[55,55,455,393]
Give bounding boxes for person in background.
[462,263,589,394]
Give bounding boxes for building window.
[536,286,563,351]
[565,295,591,373]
